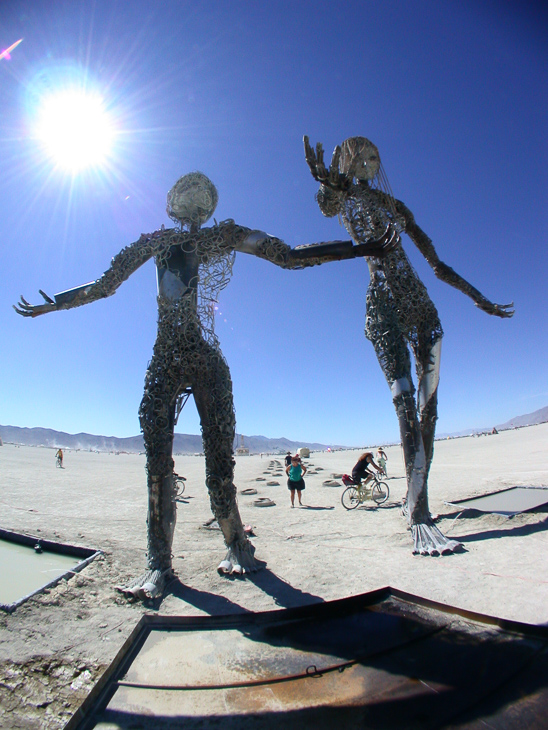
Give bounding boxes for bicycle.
[341,472,389,509]
[55,455,63,468]
[172,472,186,499]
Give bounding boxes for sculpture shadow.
[153,568,324,614]
[161,577,252,616]
[247,568,325,609]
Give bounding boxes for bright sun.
[36,90,114,172]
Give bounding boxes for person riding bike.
[351,452,382,489]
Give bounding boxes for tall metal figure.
[15,171,394,598]
[304,136,514,555]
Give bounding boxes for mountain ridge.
[0,425,345,454]
[1,405,546,453]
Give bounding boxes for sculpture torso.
[153,221,250,344]
[341,183,441,342]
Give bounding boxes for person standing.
[376,447,388,477]
[286,456,307,507]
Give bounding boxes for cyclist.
[376,447,388,477]
[55,449,63,468]
[351,452,382,489]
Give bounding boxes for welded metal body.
[15,171,395,597]
[304,135,513,555]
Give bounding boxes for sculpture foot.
[116,568,171,601]
[218,538,261,576]
[411,523,462,556]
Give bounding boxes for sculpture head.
[340,137,380,182]
[166,171,218,227]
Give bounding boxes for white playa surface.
[1,422,547,728]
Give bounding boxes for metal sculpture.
[15,171,394,599]
[304,136,514,555]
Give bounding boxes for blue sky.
[1,0,546,446]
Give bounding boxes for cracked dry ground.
[0,553,146,729]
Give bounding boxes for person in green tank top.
[286,456,307,507]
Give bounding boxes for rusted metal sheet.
[68,587,548,729]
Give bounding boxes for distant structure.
[235,435,249,455]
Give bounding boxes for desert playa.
[1,422,547,728]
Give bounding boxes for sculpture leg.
[192,342,259,575]
[414,336,442,475]
[116,347,180,599]
[365,276,460,555]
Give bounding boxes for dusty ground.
[1,422,547,728]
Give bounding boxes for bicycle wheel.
[372,481,389,504]
[341,487,360,510]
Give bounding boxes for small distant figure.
[376,447,388,477]
[351,452,382,490]
[491,427,498,435]
[286,456,307,507]
[284,452,293,468]
[55,449,64,468]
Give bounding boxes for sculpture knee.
[207,472,237,521]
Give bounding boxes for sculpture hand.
[303,136,348,189]
[354,224,400,258]
[476,300,515,318]
[13,290,58,317]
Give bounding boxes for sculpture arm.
[14,230,171,318]
[391,196,514,319]
[235,226,398,270]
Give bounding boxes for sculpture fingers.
[13,303,32,316]
[13,295,56,317]
[315,141,329,181]
[13,296,35,317]
[477,300,515,318]
[303,135,321,179]
[328,145,342,187]
[493,302,515,318]
[354,224,400,258]
[39,289,55,304]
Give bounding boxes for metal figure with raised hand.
[15,171,395,599]
[304,136,514,556]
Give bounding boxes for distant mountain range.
[438,405,548,438]
[0,425,344,455]
[1,405,546,454]
[496,405,548,430]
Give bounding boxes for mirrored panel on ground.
[0,529,101,612]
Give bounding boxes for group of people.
[284,447,388,507]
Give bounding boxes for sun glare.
[36,90,114,172]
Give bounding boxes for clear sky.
[1,0,546,447]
